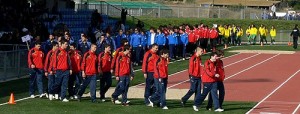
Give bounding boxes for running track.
[136,52,300,114]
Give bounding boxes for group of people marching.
[28,23,230,112]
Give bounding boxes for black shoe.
[181,99,186,107]
[206,107,212,111]
[92,99,98,103]
[122,103,130,106]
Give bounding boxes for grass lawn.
[0,98,255,114]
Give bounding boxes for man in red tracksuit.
[142,43,159,106]
[148,49,169,110]
[181,47,203,109]
[187,27,196,56]
[44,41,59,100]
[98,44,112,102]
[111,45,134,106]
[210,27,219,52]
[77,44,98,103]
[194,52,223,112]
[207,50,225,111]
[28,42,45,98]
[52,40,72,102]
[111,39,129,73]
[68,43,82,100]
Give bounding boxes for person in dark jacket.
[290,24,300,49]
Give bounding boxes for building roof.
[197,0,281,7]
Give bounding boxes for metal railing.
[0,44,29,82]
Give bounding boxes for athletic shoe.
[92,100,98,103]
[49,94,53,100]
[39,94,45,98]
[181,99,186,107]
[214,108,224,112]
[182,58,185,60]
[74,95,78,99]
[162,106,169,110]
[115,100,122,104]
[101,99,106,102]
[62,98,69,102]
[30,95,35,98]
[59,97,62,100]
[148,98,154,107]
[193,106,199,111]
[45,93,49,98]
[126,100,130,104]
[55,94,59,99]
[206,107,212,111]
[70,96,74,100]
[122,103,130,106]
[146,103,152,107]
[111,97,116,104]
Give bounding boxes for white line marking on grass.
[224,54,280,80]
[167,53,251,89]
[0,95,38,106]
[292,103,300,114]
[246,69,300,114]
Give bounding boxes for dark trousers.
[150,78,168,107]
[52,70,69,100]
[77,75,97,101]
[218,35,223,45]
[112,76,130,103]
[181,76,201,106]
[68,72,82,97]
[210,38,217,51]
[132,47,142,64]
[29,68,44,95]
[48,74,55,94]
[194,82,220,109]
[187,42,196,55]
[144,72,156,104]
[100,72,112,99]
[260,35,267,44]
[207,81,225,109]
[236,36,242,45]
[158,45,164,51]
[293,37,298,49]
[169,44,176,59]
[231,35,236,45]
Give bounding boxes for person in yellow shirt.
[270,25,276,45]
[246,25,251,44]
[250,25,258,45]
[224,25,231,49]
[218,25,225,45]
[259,25,268,46]
[236,26,243,46]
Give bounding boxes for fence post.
[158,6,161,18]
[198,7,200,18]
[4,52,7,81]
[177,7,180,18]
[218,7,221,18]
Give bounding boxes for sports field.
[1,45,300,114]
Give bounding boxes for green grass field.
[0,45,298,113]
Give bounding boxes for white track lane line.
[292,103,300,114]
[167,53,257,89]
[246,69,300,114]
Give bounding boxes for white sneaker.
[215,108,224,112]
[70,96,74,100]
[39,94,45,98]
[182,58,185,60]
[49,94,53,100]
[55,94,59,99]
[59,97,62,100]
[30,95,35,98]
[45,93,49,98]
[101,99,106,102]
[162,106,168,110]
[115,100,122,104]
[74,95,78,99]
[62,98,69,102]
[126,100,130,104]
[148,98,154,107]
[146,103,153,107]
[193,106,199,112]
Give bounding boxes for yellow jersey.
[237,28,243,37]
[224,28,231,38]
[246,28,251,35]
[270,29,276,37]
[218,26,225,35]
[250,28,258,35]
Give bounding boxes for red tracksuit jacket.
[154,57,168,79]
[216,59,225,82]
[142,50,159,73]
[188,54,202,78]
[81,51,98,76]
[210,29,219,39]
[188,31,196,43]
[115,52,132,77]
[98,52,112,73]
[28,47,44,69]
[194,28,200,40]
[111,47,123,70]
[69,50,82,74]
[44,50,55,72]
[203,28,210,38]
[202,59,217,83]
[53,48,72,71]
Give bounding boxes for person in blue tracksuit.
[155,28,166,51]
[115,29,127,48]
[130,28,143,66]
[96,33,116,54]
[43,34,57,54]
[146,28,157,49]
[141,31,148,58]
[77,34,91,54]
[180,29,189,60]
[167,29,178,60]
